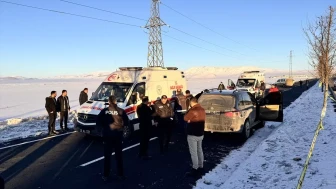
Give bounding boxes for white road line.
[0,131,76,151]
[80,137,158,167]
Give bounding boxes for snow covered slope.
[195,83,336,189]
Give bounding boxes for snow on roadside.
[0,111,77,144]
[195,82,336,189]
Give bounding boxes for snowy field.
[195,83,336,189]
[0,66,314,143]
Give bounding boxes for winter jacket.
[269,88,279,93]
[153,101,174,119]
[56,96,70,112]
[79,91,88,105]
[45,96,57,114]
[176,94,187,111]
[186,94,194,110]
[260,83,266,90]
[184,104,205,136]
[96,105,129,137]
[137,103,154,129]
[218,83,225,90]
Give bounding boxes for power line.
[162,33,236,58]
[169,26,246,56]
[59,0,147,21]
[0,1,141,27]
[160,1,257,51]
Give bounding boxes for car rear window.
[198,94,235,111]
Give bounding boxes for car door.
[246,92,257,122]
[258,91,283,122]
[228,79,235,89]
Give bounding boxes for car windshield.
[90,82,133,102]
[198,94,235,111]
[236,79,255,87]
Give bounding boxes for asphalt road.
[0,80,317,189]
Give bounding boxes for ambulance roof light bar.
[119,67,143,71]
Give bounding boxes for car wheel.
[123,123,133,139]
[241,120,251,140]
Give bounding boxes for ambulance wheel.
[123,122,134,139]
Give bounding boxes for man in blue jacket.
[96,95,129,181]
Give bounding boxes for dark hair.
[109,95,117,104]
[161,95,168,99]
[62,90,67,94]
[51,91,56,95]
[84,88,88,91]
[190,97,198,103]
[185,90,191,94]
[142,96,149,103]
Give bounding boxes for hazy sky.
[0,0,335,77]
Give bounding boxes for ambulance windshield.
[236,79,255,87]
[90,82,133,102]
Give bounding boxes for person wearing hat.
[136,96,155,159]
[96,95,129,181]
[153,95,174,154]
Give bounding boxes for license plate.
[80,129,90,134]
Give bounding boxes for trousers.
[103,135,123,177]
[187,135,204,169]
[60,111,68,129]
[48,113,56,133]
[157,118,173,153]
[139,125,150,156]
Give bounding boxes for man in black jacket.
[57,90,70,132]
[96,95,129,181]
[45,91,58,135]
[153,95,174,154]
[79,88,88,105]
[136,96,154,159]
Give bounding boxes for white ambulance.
[235,71,265,98]
[74,67,187,138]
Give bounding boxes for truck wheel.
[241,120,251,140]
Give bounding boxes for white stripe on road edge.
[80,137,158,167]
[0,131,76,151]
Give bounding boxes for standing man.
[96,96,129,181]
[184,97,206,177]
[217,82,225,90]
[306,80,309,90]
[57,90,70,132]
[185,90,194,111]
[45,91,58,135]
[136,96,154,159]
[153,95,174,154]
[299,80,303,88]
[79,88,88,105]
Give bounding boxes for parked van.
[235,71,265,98]
[74,67,187,138]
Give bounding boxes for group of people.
[45,88,89,136]
[97,89,206,181]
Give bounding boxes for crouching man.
[184,97,206,177]
[96,96,129,181]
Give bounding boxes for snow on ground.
[195,83,336,189]
[0,67,314,143]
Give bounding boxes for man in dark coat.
[79,88,88,105]
[153,95,174,154]
[185,90,194,111]
[218,82,225,90]
[136,96,154,159]
[56,90,70,132]
[96,96,129,181]
[45,91,58,135]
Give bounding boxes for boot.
[186,168,198,177]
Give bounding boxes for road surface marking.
[80,137,158,167]
[0,131,76,150]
